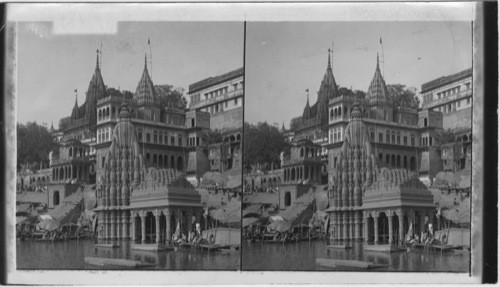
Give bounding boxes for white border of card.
[5,2,481,285]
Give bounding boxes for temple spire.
[144,53,148,70]
[328,48,331,69]
[96,49,100,69]
[376,52,380,70]
[306,88,310,106]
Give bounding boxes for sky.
[16,22,244,128]
[245,21,472,127]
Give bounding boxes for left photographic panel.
[12,19,244,270]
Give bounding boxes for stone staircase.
[278,189,316,226]
[48,185,88,224]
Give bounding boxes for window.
[391,133,395,144]
[386,132,390,143]
[196,137,200,146]
[159,132,163,144]
[233,83,238,90]
[234,98,238,105]
[397,134,401,145]
[102,157,105,168]
[138,132,143,141]
[424,118,428,127]
[178,136,182,146]
[370,132,375,141]
[146,133,151,143]
[429,137,433,146]
[225,101,228,108]
[404,136,407,145]
[411,137,415,146]
[379,133,383,143]
[467,98,471,104]
[171,137,175,145]
[154,131,158,143]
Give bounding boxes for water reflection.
[242,240,469,272]
[17,239,239,270]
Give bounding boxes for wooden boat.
[316,258,388,269]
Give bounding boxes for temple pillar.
[131,212,137,241]
[122,211,129,239]
[98,211,104,239]
[354,211,361,240]
[363,214,369,242]
[330,212,337,240]
[373,212,379,244]
[397,210,404,243]
[388,210,394,244]
[165,208,172,244]
[110,211,116,239]
[343,213,348,240]
[155,210,161,244]
[140,212,146,243]
[336,212,342,240]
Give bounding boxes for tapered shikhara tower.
[96,102,146,240]
[327,102,378,240]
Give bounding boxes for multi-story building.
[187,68,244,175]
[421,68,473,131]
[420,68,473,173]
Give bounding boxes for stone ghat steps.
[278,190,315,226]
[48,187,86,224]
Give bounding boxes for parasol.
[242,217,258,228]
[226,176,242,189]
[37,218,61,231]
[268,220,291,232]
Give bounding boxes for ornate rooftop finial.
[144,53,148,70]
[96,49,100,69]
[351,101,362,120]
[376,52,380,70]
[328,48,332,69]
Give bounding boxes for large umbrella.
[197,188,210,204]
[242,217,258,228]
[268,220,291,232]
[270,215,285,222]
[243,204,262,217]
[83,189,97,210]
[315,189,329,211]
[210,206,241,224]
[38,218,61,231]
[226,176,242,189]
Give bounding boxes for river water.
[242,240,469,272]
[17,239,240,270]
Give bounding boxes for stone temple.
[326,102,435,244]
[95,102,202,247]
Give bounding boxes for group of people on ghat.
[171,219,216,246]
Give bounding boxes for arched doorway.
[284,192,291,207]
[53,191,60,206]
[378,212,389,243]
[177,156,183,171]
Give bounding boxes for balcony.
[423,88,472,109]
[189,89,243,110]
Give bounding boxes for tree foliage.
[244,122,289,169]
[17,122,59,172]
[155,84,187,109]
[338,86,366,100]
[387,84,420,109]
[200,129,223,154]
[106,87,134,100]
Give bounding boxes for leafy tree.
[17,122,59,172]
[155,84,187,109]
[338,86,366,100]
[387,84,420,109]
[106,87,134,100]
[244,122,289,170]
[200,129,223,155]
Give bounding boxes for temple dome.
[134,54,157,106]
[366,53,390,104]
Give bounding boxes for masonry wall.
[442,107,472,131]
[210,108,243,132]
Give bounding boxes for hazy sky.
[17,22,244,128]
[245,21,472,126]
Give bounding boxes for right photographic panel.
[242,21,472,271]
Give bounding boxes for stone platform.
[95,243,119,248]
[363,244,405,252]
[131,243,173,251]
[85,256,153,267]
[326,244,352,249]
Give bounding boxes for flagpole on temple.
[380,37,385,79]
[148,38,153,81]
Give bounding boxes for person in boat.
[181,233,187,243]
[209,234,216,245]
